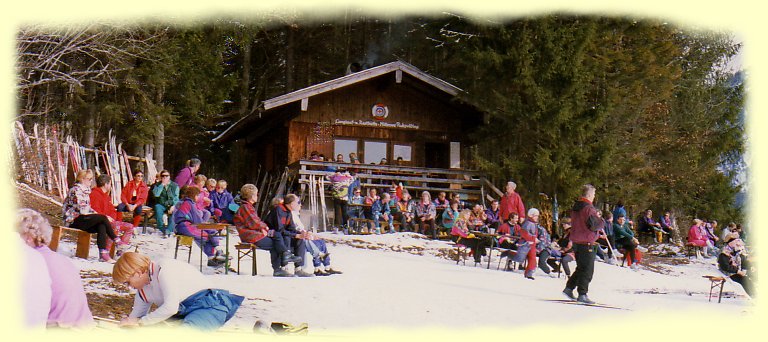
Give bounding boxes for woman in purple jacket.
[173,185,225,267]
[174,158,201,187]
[17,208,94,328]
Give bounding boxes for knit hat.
[527,208,540,217]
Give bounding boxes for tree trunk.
[84,82,97,168]
[239,32,252,117]
[285,26,295,91]
[155,121,164,172]
[154,87,166,171]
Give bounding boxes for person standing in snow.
[499,181,526,225]
[562,184,604,304]
[112,252,243,330]
[174,158,201,188]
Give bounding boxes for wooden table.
[196,223,231,273]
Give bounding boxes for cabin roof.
[214,60,474,143]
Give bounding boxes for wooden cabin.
[214,61,486,175]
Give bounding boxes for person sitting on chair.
[210,180,235,223]
[89,174,134,257]
[172,186,225,267]
[233,184,302,277]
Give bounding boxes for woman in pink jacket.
[688,219,711,257]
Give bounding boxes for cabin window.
[393,144,412,162]
[363,141,388,164]
[333,139,358,163]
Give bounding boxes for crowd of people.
[19,155,752,330]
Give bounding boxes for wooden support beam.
[395,69,402,83]
[300,98,308,111]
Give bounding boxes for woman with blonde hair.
[63,169,119,263]
[17,208,94,328]
[112,252,243,330]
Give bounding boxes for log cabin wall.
[286,75,477,166]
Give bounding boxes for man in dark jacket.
[563,184,604,304]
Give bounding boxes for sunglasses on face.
[161,174,170,177]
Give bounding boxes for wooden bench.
[235,243,259,276]
[685,242,703,259]
[703,275,726,303]
[120,206,154,234]
[49,226,115,259]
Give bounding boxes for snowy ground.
[56,215,754,336]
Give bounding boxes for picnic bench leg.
[718,279,725,303]
[252,246,257,276]
[75,231,91,259]
[49,226,62,252]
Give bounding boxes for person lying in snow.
[113,252,243,330]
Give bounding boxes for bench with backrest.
[49,226,115,259]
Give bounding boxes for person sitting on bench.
[688,219,711,258]
[90,174,134,256]
[117,170,150,227]
[264,194,313,277]
[613,214,640,270]
[718,233,753,297]
[450,209,488,264]
[172,186,225,267]
[112,252,244,330]
[233,184,301,277]
[371,192,394,234]
[63,169,120,263]
[414,191,437,236]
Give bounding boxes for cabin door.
[424,142,450,169]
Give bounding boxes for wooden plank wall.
[286,76,477,166]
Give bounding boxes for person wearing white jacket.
[112,252,243,330]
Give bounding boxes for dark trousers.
[395,212,414,232]
[616,237,638,263]
[414,216,436,237]
[333,199,349,227]
[538,249,552,274]
[730,274,753,297]
[256,233,292,270]
[452,235,488,263]
[286,236,307,267]
[561,255,574,276]
[566,243,596,295]
[70,214,117,250]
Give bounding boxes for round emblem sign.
[371,103,389,121]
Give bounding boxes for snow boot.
[314,269,330,276]
[577,294,595,304]
[273,268,294,277]
[562,288,576,301]
[281,252,303,266]
[99,250,116,264]
[294,269,314,277]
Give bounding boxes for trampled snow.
[57,216,753,336]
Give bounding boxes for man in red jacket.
[90,174,134,255]
[499,181,526,224]
[117,170,150,227]
[562,184,604,304]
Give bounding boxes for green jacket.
[152,181,180,208]
[613,221,635,241]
